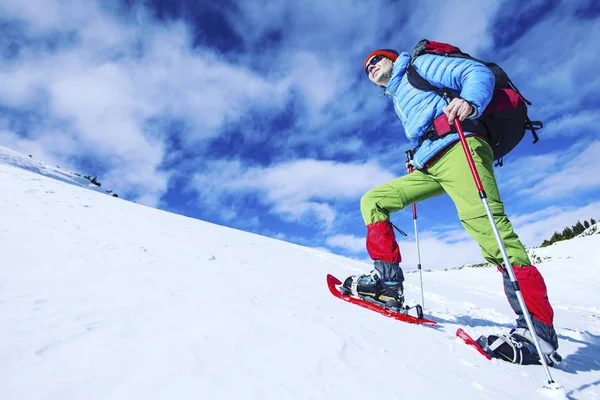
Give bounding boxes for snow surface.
[1,148,599,400]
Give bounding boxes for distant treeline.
[541,218,597,247]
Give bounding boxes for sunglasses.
[365,54,385,76]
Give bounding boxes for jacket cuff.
[467,101,477,118]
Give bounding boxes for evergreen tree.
[584,220,590,229]
[573,221,585,235]
[561,227,574,240]
[592,218,597,226]
[550,231,561,242]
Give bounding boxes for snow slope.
[0,149,599,400]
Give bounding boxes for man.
[343,47,560,364]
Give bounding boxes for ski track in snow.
[0,147,599,400]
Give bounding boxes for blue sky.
[0,0,598,269]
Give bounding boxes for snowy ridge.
[1,149,599,399]
[0,145,115,197]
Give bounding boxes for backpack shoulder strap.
[405,63,449,98]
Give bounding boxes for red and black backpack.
[406,39,542,166]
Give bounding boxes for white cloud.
[0,128,63,168]
[0,0,93,32]
[190,158,395,227]
[242,159,395,203]
[284,52,341,115]
[326,234,365,253]
[518,141,600,200]
[398,229,483,271]
[406,0,501,53]
[541,110,596,139]
[496,140,600,203]
[503,6,600,115]
[275,201,337,229]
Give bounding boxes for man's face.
[366,55,393,87]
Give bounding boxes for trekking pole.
[405,150,425,309]
[442,92,564,395]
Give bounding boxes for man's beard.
[376,71,392,86]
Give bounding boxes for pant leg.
[360,170,445,262]
[461,215,530,266]
[360,170,446,225]
[428,136,557,344]
[427,136,529,266]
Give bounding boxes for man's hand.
[443,98,474,125]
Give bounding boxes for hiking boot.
[342,273,404,307]
[510,328,562,366]
[372,260,405,307]
[381,281,405,309]
[483,328,561,366]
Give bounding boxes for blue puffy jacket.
[384,52,495,169]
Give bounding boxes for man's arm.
[414,53,496,118]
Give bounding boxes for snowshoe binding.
[476,328,562,366]
[341,273,423,319]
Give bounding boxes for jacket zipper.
[385,90,408,120]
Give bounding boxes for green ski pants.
[360,136,531,267]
